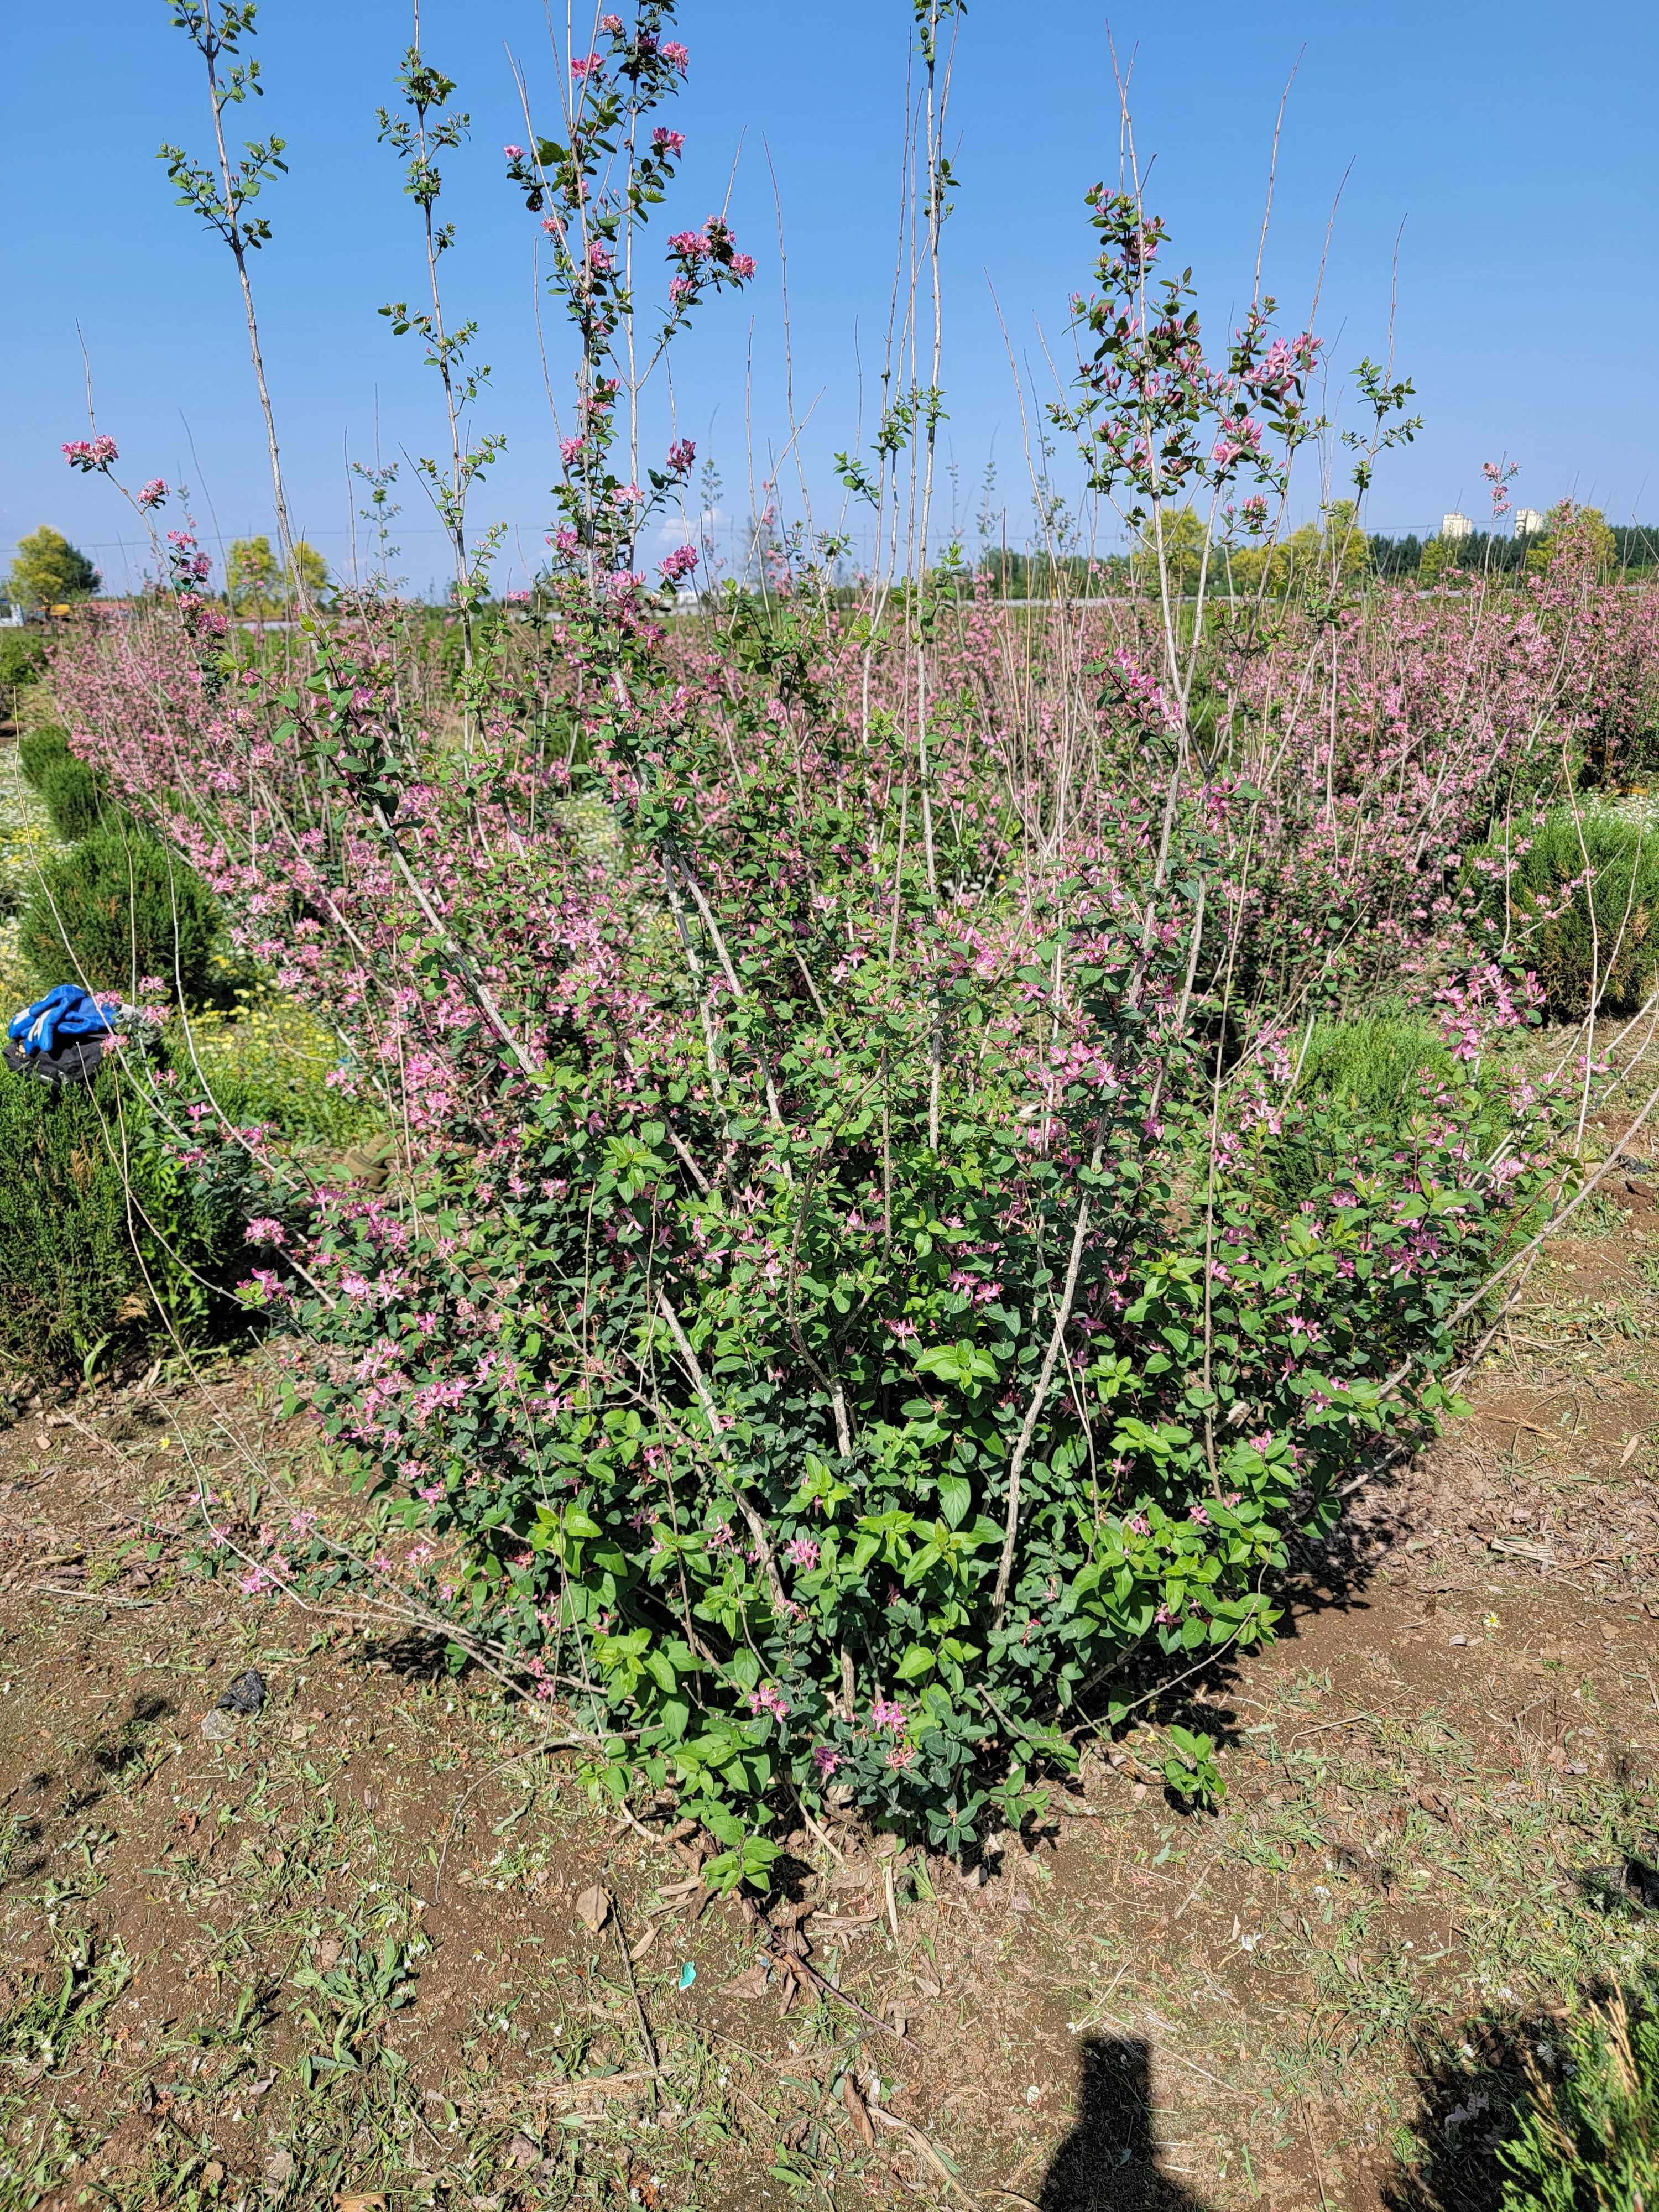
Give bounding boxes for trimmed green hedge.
[1297,1010,1455,1116]
[0,1056,263,1380]
[0,630,48,695]
[18,723,71,790]
[39,753,108,839]
[1473,808,1659,1015]
[18,823,221,1006]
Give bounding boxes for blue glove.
[7,985,114,1056]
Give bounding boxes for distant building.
[1514,507,1545,537]
[1441,512,1474,542]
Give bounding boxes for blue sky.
[4,0,1656,595]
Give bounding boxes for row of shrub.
[15,724,222,1001]
[2,715,377,1384]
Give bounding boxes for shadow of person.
[1038,2038,1215,2211]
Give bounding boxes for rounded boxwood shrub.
[1472,807,1659,1015]
[0,630,48,695]
[18,823,221,1006]
[18,722,71,789]
[0,1055,264,1381]
[1297,1009,1454,1117]
[39,752,109,839]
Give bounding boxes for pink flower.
[340,1272,374,1302]
[750,1683,791,1721]
[786,1536,820,1570]
[812,1745,841,1778]
[503,143,525,160]
[661,39,689,71]
[1125,1513,1149,1536]
[137,478,168,509]
[1154,1604,1177,1626]
[870,1698,906,1735]
[885,1744,916,1770]
[418,1483,444,1503]
[240,1564,275,1595]
[244,1217,286,1245]
[653,127,685,156]
[62,435,118,471]
[666,437,696,473]
[884,1318,918,1342]
[571,51,602,79]
[660,544,698,584]
[560,434,584,465]
[1188,1504,1209,1525]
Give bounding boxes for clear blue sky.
[5,1,1656,596]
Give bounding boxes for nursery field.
[9,5,1659,2203]
[2,1042,1657,2212]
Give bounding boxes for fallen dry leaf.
[575,1884,611,1933]
[842,2070,877,2148]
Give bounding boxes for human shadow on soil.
[1037,2038,1213,2211]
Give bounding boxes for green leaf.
[937,1473,972,1528]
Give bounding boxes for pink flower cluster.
[62,435,119,471]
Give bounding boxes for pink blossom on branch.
[62,435,119,471]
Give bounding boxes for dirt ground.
[3,1126,1658,2210]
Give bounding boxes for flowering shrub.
[66,554,1561,1867]
[43,0,1631,1880]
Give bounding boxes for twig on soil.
[770,1938,920,2049]
[32,1586,158,1609]
[50,1408,134,1466]
[609,1901,664,2088]
[867,2104,983,2211]
[431,1733,590,1901]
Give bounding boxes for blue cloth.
[8,985,114,1056]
